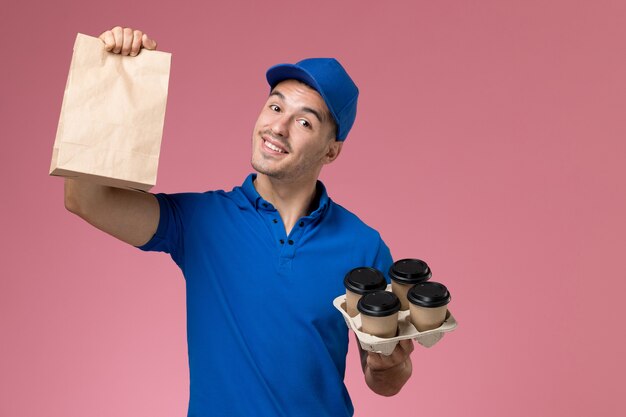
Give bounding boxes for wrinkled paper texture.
[50,33,171,191]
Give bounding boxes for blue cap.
[266,58,359,141]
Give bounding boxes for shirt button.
[263,203,268,208]
[288,240,294,245]
[279,239,284,244]
[299,221,304,227]
[273,219,278,224]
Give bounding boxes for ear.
[323,140,343,164]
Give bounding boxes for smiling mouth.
[262,137,289,154]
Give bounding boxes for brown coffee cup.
[408,281,451,332]
[343,267,387,317]
[357,291,401,338]
[389,259,432,310]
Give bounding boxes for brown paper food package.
[50,33,172,191]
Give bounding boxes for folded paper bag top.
[50,33,172,191]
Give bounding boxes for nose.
[270,114,289,137]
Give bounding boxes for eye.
[269,104,280,112]
[298,119,311,128]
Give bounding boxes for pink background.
[1,0,625,416]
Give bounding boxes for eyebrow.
[269,90,325,123]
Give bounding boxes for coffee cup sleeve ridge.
[333,285,457,355]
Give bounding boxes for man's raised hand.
[98,26,157,56]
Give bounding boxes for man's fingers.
[130,30,143,56]
[366,340,414,371]
[366,351,395,370]
[398,339,414,355]
[99,27,156,56]
[386,340,413,364]
[111,26,124,54]
[121,27,133,55]
[142,33,157,50]
[99,30,115,51]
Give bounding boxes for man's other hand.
[362,339,414,396]
[366,339,414,373]
[98,26,157,56]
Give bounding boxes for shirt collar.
[238,173,330,218]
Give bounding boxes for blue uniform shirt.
[138,174,393,417]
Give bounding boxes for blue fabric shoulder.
[135,191,233,267]
[325,201,394,281]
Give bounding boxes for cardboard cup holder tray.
[333,285,458,355]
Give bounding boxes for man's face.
[251,79,341,182]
